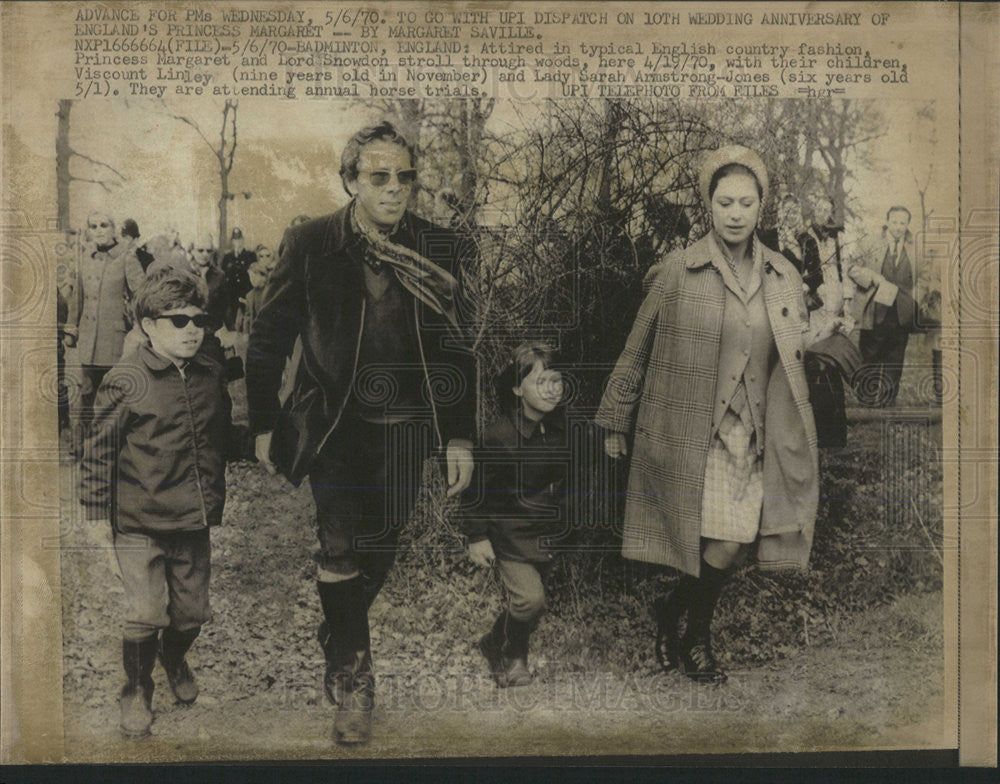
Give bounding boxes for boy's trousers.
[496,559,551,622]
[115,528,212,641]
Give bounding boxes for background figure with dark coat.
[463,342,568,690]
[121,218,155,272]
[246,121,476,745]
[763,195,861,448]
[759,194,823,310]
[220,227,256,329]
[848,206,918,407]
[73,212,145,453]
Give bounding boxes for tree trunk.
[218,160,228,251]
[596,101,621,216]
[55,99,73,230]
[454,98,492,228]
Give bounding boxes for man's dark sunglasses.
[156,314,212,329]
[359,168,417,187]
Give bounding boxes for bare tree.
[703,98,885,227]
[55,99,127,229]
[156,99,245,247]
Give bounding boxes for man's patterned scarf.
[351,203,459,330]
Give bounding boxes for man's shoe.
[158,627,200,705]
[333,650,374,745]
[318,621,347,706]
[477,634,504,681]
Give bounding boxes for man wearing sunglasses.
[246,120,477,745]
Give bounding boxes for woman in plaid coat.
[596,146,834,684]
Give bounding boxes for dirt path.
[58,445,945,762]
[60,555,944,760]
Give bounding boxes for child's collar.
[513,406,563,439]
[139,342,212,372]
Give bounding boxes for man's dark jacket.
[245,205,477,486]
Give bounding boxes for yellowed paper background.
[1,1,995,765]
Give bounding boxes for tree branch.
[153,99,216,152]
[68,149,127,181]
[70,176,116,193]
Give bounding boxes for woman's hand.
[468,538,495,568]
[605,432,628,459]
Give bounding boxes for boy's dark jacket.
[463,408,570,563]
[245,206,477,487]
[80,342,230,534]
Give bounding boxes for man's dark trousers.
[309,415,433,605]
[858,311,909,407]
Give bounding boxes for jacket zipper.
[179,364,209,528]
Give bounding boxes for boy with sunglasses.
[80,267,231,738]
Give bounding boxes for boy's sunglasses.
[358,168,417,187]
[156,314,212,329]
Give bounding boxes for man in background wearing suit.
[848,206,918,407]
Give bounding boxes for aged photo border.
[1,0,996,767]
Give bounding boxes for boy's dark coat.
[80,343,230,534]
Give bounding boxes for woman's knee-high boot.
[679,561,730,684]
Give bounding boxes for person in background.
[848,206,919,407]
[72,212,145,453]
[221,228,257,328]
[760,194,823,311]
[254,244,277,278]
[144,226,189,271]
[235,258,270,338]
[797,194,861,448]
[808,194,854,318]
[188,235,233,341]
[463,341,569,689]
[121,218,155,272]
[278,215,311,257]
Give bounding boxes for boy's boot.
[500,615,534,688]
[158,626,200,704]
[477,611,508,685]
[679,561,730,684]
[120,636,157,738]
[317,578,374,745]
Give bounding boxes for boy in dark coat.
[80,267,230,738]
[464,342,569,687]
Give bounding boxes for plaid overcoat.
[595,234,819,577]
